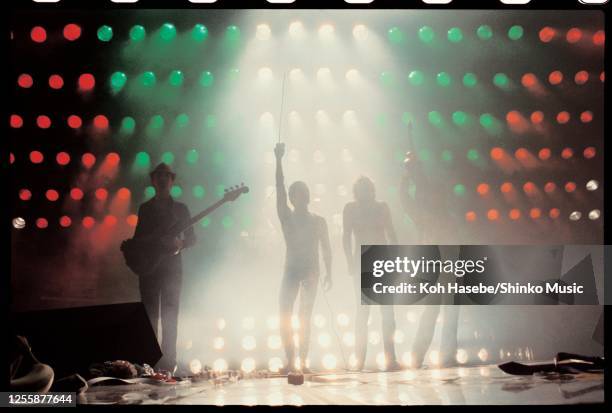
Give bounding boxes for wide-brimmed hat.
[149,162,176,179]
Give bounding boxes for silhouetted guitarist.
[133,163,196,374]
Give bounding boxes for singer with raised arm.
[275,142,332,374]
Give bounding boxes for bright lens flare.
[319,24,335,40]
[189,359,202,375]
[241,358,256,373]
[352,24,368,41]
[256,24,271,41]
[213,359,228,372]
[289,21,304,39]
[322,354,337,370]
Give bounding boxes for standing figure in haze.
[133,163,197,374]
[275,142,333,373]
[399,122,460,369]
[343,176,401,371]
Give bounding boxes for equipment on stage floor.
[121,184,249,276]
[499,352,604,375]
[287,371,304,385]
[11,302,161,379]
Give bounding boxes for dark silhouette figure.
[343,176,401,371]
[275,143,332,373]
[399,123,459,369]
[133,163,196,373]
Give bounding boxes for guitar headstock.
[223,183,250,202]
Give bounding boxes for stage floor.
[80,365,604,405]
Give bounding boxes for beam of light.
[313,314,326,328]
[256,24,271,41]
[342,332,355,347]
[268,335,282,350]
[514,147,538,168]
[456,349,469,364]
[267,315,280,330]
[242,316,255,330]
[336,313,349,327]
[418,26,435,43]
[586,180,599,191]
[589,210,601,220]
[539,26,556,43]
[428,351,441,367]
[241,358,256,373]
[447,27,463,43]
[260,112,275,131]
[477,25,493,40]
[242,335,256,351]
[401,352,414,368]
[318,24,335,41]
[97,25,113,42]
[288,21,305,39]
[289,68,304,83]
[342,110,358,127]
[213,358,228,372]
[386,26,405,45]
[189,359,202,374]
[345,68,361,84]
[13,217,26,229]
[257,67,273,82]
[318,333,331,348]
[322,354,337,370]
[570,211,582,221]
[315,110,330,126]
[213,337,225,350]
[376,353,387,370]
[316,67,332,84]
[368,331,380,345]
[352,24,368,41]
[268,357,283,373]
[192,24,208,42]
[506,110,530,134]
[216,318,226,331]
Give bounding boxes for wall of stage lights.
[177,311,533,374]
[8,11,604,370]
[10,15,603,242]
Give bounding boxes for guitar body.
[120,184,249,277]
[120,238,173,276]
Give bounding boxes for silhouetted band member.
[343,176,401,371]
[133,163,196,373]
[399,124,459,368]
[275,142,332,373]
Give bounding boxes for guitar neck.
[172,198,226,236]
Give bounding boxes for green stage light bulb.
[169,70,184,87]
[477,25,493,40]
[508,25,524,40]
[160,23,177,41]
[408,70,425,86]
[419,26,435,43]
[130,25,146,42]
[97,25,113,42]
[110,71,127,92]
[192,24,208,42]
[388,27,403,44]
[140,71,156,87]
[437,72,452,87]
[463,73,478,88]
[448,27,463,43]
